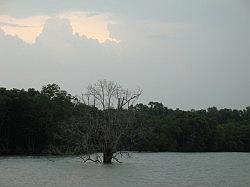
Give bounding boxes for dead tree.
[64,80,142,163]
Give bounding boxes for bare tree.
[64,80,142,163]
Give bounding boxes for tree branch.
[112,156,123,163]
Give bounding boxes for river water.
[0,153,249,187]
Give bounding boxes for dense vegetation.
[0,84,249,155]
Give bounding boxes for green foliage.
[0,84,76,155]
[131,102,250,152]
[0,87,249,155]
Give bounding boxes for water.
[0,153,249,187]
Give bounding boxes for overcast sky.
[0,0,249,110]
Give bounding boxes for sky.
[0,0,249,110]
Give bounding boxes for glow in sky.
[0,0,249,110]
[0,15,49,43]
[0,11,118,44]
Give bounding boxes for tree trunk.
[103,147,113,164]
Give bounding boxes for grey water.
[0,153,249,187]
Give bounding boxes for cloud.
[0,17,121,93]
[0,15,49,43]
[0,1,250,110]
[0,22,33,27]
[0,12,119,44]
[58,11,119,43]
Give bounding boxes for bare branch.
[112,156,123,163]
[63,80,142,163]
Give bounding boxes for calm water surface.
[0,153,249,187]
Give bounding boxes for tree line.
[0,83,249,157]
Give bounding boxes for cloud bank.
[0,1,250,109]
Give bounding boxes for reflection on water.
[0,153,249,187]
